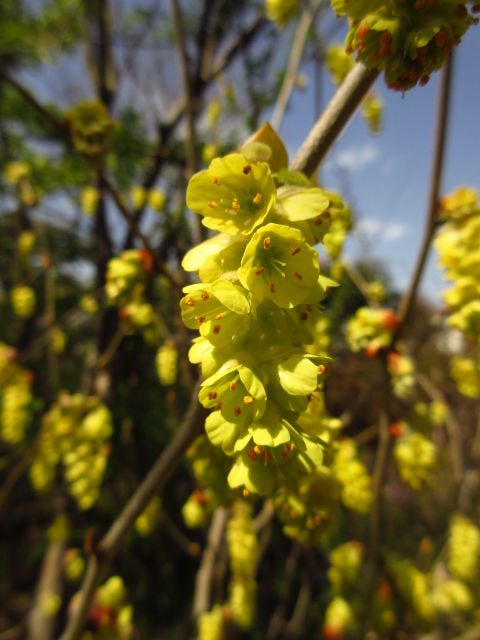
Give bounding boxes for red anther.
[24,370,34,384]
[270,283,276,293]
[382,310,399,331]
[118,308,130,320]
[138,249,154,272]
[364,343,380,359]
[357,23,369,39]
[456,4,468,19]
[389,422,404,438]
[213,325,221,334]
[260,449,270,462]
[387,351,400,371]
[419,74,430,86]
[243,165,252,175]
[323,623,343,640]
[378,582,393,599]
[416,45,428,58]
[201,290,210,300]
[247,448,257,461]
[207,391,217,400]
[6,348,18,363]
[435,30,448,49]
[192,490,209,506]
[380,31,392,48]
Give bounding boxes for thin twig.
[0,68,67,134]
[271,0,322,132]
[417,372,464,485]
[28,535,66,640]
[59,380,205,640]
[123,14,268,248]
[192,506,229,618]
[170,0,198,178]
[267,543,302,640]
[100,173,183,293]
[393,54,454,341]
[159,510,202,558]
[291,63,379,175]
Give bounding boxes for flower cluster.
[274,467,341,546]
[448,514,480,584]
[198,605,224,640]
[331,439,373,512]
[155,341,178,386]
[265,0,299,28]
[389,559,436,626]
[345,306,398,356]
[135,497,162,537]
[0,343,32,445]
[105,249,162,343]
[387,351,416,399]
[182,437,234,529]
[10,285,36,319]
[226,502,258,630]
[182,139,349,495]
[392,426,437,490]
[332,0,478,91]
[3,161,38,206]
[30,393,112,510]
[75,575,133,639]
[434,187,480,398]
[66,101,115,158]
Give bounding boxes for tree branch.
[0,68,67,135]
[192,506,229,618]
[393,54,454,341]
[271,0,322,132]
[170,0,198,178]
[291,63,379,175]
[123,14,268,248]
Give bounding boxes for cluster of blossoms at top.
[434,187,480,397]
[332,0,478,90]
[181,129,350,495]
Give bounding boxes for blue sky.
[274,25,479,303]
